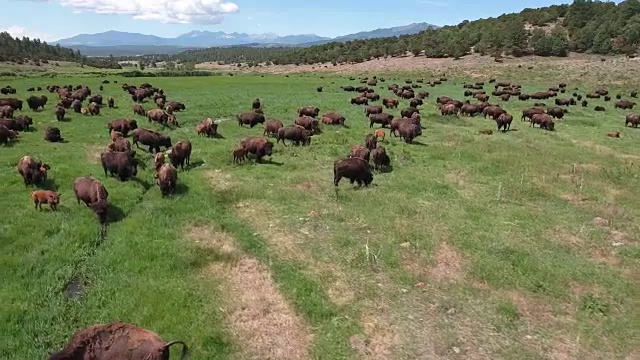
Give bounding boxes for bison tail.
[164,340,189,360]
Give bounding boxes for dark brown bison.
[401,107,419,118]
[364,134,377,150]
[382,98,399,109]
[317,86,323,92]
[351,96,369,105]
[350,145,371,162]
[521,108,545,121]
[133,104,146,116]
[417,91,429,99]
[0,104,14,118]
[441,103,459,116]
[196,118,218,137]
[0,118,23,131]
[0,124,17,145]
[166,101,185,112]
[460,104,481,117]
[615,100,636,110]
[237,111,266,128]
[58,97,72,109]
[496,113,513,132]
[233,146,247,164]
[17,155,49,185]
[252,98,261,110]
[71,99,82,113]
[546,107,566,119]
[263,119,283,137]
[555,98,572,106]
[132,128,172,153]
[625,113,640,128]
[108,119,138,136]
[147,109,171,126]
[73,176,110,224]
[155,163,178,197]
[321,112,345,126]
[586,93,600,99]
[531,114,555,131]
[630,91,637,98]
[44,126,63,142]
[582,100,589,107]
[369,113,393,128]
[88,102,100,116]
[155,97,165,109]
[0,98,23,110]
[31,190,60,211]
[371,145,390,171]
[334,157,373,187]
[364,105,382,117]
[47,322,188,360]
[482,106,506,120]
[397,122,422,144]
[294,116,320,134]
[595,106,606,112]
[14,115,32,130]
[474,93,489,102]
[55,106,65,121]
[365,92,380,101]
[26,95,47,111]
[240,137,274,162]
[107,97,115,108]
[88,94,103,106]
[298,106,320,118]
[437,96,453,104]
[167,140,192,170]
[101,151,138,181]
[277,125,311,146]
[604,96,611,102]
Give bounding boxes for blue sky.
[0,1,615,41]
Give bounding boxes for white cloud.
[55,0,239,24]
[2,26,53,41]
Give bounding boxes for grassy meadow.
[0,65,639,360]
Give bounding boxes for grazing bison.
[546,107,566,119]
[369,113,393,128]
[294,116,321,134]
[15,115,32,130]
[521,108,545,121]
[334,157,373,187]
[71,99,82,113]
[153,152,165,172]
[615,100,636,110]
[44,126,63,142]
[155,163,178,196]
[483,106,506,120]
[109,137,134,155]
[240,137,274,163]
[460,104,481,117]
[0,98,23,110]
[101,151,138,181]
[321,112,345,126]
[237,111,265,128]
[382,98,399,109]
[496,113,513,132]
[0,124,17,145]
[73,177,109,225]
[531,114,555,131]
[298,106,320,118]
[401,107,419,118]
[166,101,185,112]
[441,103,459,116]
[277,125,311,146]
[397,122,422,144]
[110,130,124,142]
[17,156,49,185]
[582,100,589,107]
[630,91,637,98]
[252,98,261,110]
[132,128,172,153]
[32,190,60,211]
[263,119,283,137]
[133,104,146,116]
[26,95,47,111]
[364,134,377,150]
[108,119,138,136]
[196,118,218,137]
[351,96,369,105]
[371,145,390,171]
[47,322,188,360]
[107,97,115,108]
[607,132,621,138]
[350,145,371,162]
[55,106,65,121]
[317,86,323,92]
[147,109,171,126]
[374,129,385,141]
[0,119,23,132]
[88,102,100,116]
[625,113,640,127]
[595,106,606,112]
[364,105,382,117]
[167,140,192,170]
[0,105,14,118]
[233,146,247,164]
[88,94,103,106]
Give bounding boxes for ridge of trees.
[167,0,640,65]
[0,32,122,69]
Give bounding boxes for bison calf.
[32,190,60,211]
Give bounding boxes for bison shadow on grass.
[105,203,126,224]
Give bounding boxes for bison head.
[162,136,172,149]
[90,200,109,224]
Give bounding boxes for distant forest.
[160,0,640,66]
[0,32,122,69]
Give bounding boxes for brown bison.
[364,134,377,150]
[44,126,63,142]
[460,104,481,117]
[101,151,138,181]
[132,128,172,153]
[88,102,100,116]
[606,132,621,138]
[110,130,124,142]
[0,98,23,110]
[155,163,178,197]
[496,113,513,132]
[108,119,138,136]
[32,190,60,211]
[625,113,640,128]
[237,111,266,128]
[374,129,385,141]
[546,107,566,119]
[55,106,65,121]
[147,109,171,126]
[298,106,320,118]
[26,95,47,111]
[154,152,165,172]
[263,119,284,137]
[277,125,311,146]
[73,176,109,225]
[334,157,373,187]
[71,99,82,113]
[196,118,218,137]
[521,108,545,121]
[483,106,506,120]
[294,116,320,134]
[0,105,14,118]
[371,145,390,171]
[240,137,274,163]
[133,104,146,116]
[369,113,393,128]
[47,322,188,360]
[382,98,399,109]
[441,103,459,116]
[531,114,555,131]
[165,101,185,112]
[17,155,49,185]
[107,97,115,108]
[614,100,636,110]
[233,146,247,164]
[0,124,17,145]
[350,145,371,162]
[15,115,33,130]
[321,112,345,126]
[155,97,165,108]
[595,106,606,112]
[401,107,419,118]
[351,96,368,105]
[167,140,192,170]
[252,98,261,110]
[397,122,422,144]
[364,105,383,117]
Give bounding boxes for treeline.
[0,32,121,69]
[169,0,640,65]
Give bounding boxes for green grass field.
[1,68,638,360]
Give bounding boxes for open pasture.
[1,68,639,359]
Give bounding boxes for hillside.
[171,0,640,65]
[54,23,437,56]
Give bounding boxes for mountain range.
[53,23,438,56]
